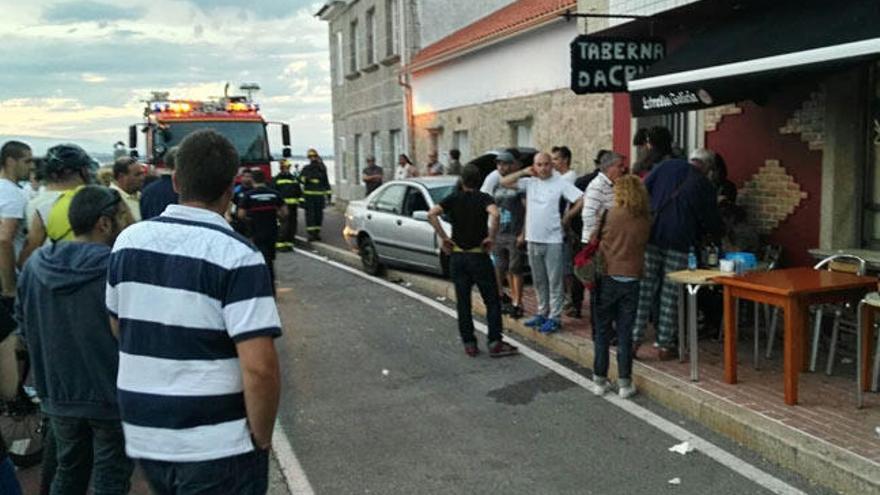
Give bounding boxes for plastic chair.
[810,254,867,375]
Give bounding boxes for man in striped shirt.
[107,129,282,494]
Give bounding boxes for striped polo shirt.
[106,204,282,462]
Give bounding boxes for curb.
[292,238,880,495]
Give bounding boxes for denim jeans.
[49,415,132,495]
[450,252,503,344]
[140,449,269,495]
[593,276,639,380]
[527,242,565,319]
[0,456,22,495]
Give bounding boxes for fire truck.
[127,85,291,179]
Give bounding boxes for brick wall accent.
[703,104,742,132]
[738,159,808,234]
[779,89,826,150]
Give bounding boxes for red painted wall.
[613,93,631,159]
[705,84,823,267]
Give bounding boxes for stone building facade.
[318,0,418,201]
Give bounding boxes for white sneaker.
[618,379,637,399]
[592,376,610,396]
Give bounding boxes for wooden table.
[713,267,877,405]
[667,269,732,381]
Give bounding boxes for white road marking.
[273,421,315,495]
[293,249,807,495]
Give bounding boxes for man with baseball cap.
[489,151,526,318]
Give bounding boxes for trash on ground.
[382,369,390,376]
[403,282,412,287]
[875,426,880,438]
[841,357,854,364]
[668,478,681,485]
[436,296,447,302]
[668,441,694,455]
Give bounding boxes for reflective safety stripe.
[284,198,301,205]
[303,191,329,196]
[275,179,295,185]
[306,226,321,231]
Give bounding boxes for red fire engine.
[127,85,291,179]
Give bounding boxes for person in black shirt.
[428,164,518,358]
[140,146,180,220]
[300,150,332,241]
[272,160,302,251]
[237,170,287,293]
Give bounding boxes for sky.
[0,0,332,158]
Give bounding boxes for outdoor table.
[666,269,731,381]
[713,267,877,405]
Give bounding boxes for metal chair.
[854,292,880,407]
[810,254,867,375]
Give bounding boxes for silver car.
[343,177,457,276]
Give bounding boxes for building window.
[349,20,359,72]
[511,120,533,148]
[386,0,400,56]
[335,31,344,86]
[366,9,377,66]
[353,134,361,182]
[371,131,382,166]
[452,130,469,162]
[339,137,348,182]
[390,129,403,164]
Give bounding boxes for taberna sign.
[570,36,665,94]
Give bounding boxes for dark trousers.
[49,415,132,495]
[140,449,269,495]
[40,418,58,495]
[304,196,325,236]
[255,240,277,294]
[450,253,503,344]
[278,204,298,243]
[593,276,639,380]
[0,456,22,495]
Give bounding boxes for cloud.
[1,0,334,154]
[80,73,107,83]
[42,1,146,24]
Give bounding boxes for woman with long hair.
[590,174,651,399]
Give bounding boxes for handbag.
[573,210,608,289]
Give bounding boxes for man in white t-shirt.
[501,152,583,334]
[0,140,32,410]
[0,141,32,299]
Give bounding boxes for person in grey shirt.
[361,156,384,195]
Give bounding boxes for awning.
[628,0,880,116]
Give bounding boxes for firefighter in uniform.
[272,159,302,250]
[301,149,331,241]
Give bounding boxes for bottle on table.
[688,246,698,271]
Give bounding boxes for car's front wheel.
[359,236,383,275]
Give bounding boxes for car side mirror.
[412,211,429,222]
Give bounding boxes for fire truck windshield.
[158,121,269,162]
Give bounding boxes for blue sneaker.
[539,318,561,334]
[523,315,546,328]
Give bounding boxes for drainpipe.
[398,0,415,159]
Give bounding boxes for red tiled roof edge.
[410,0,577,71]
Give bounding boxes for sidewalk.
[300,206,880,495]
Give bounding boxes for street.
[271,250,828,494]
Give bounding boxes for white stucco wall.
[411,20,579,115]
[607,0,700,26]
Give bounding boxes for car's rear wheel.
[359,237,383,275]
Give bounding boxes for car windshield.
[158,121,269,162]
[428,185,455,203]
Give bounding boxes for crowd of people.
[429,126,744,399]
[0,132,304,494]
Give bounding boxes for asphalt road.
[272,252,830,495]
